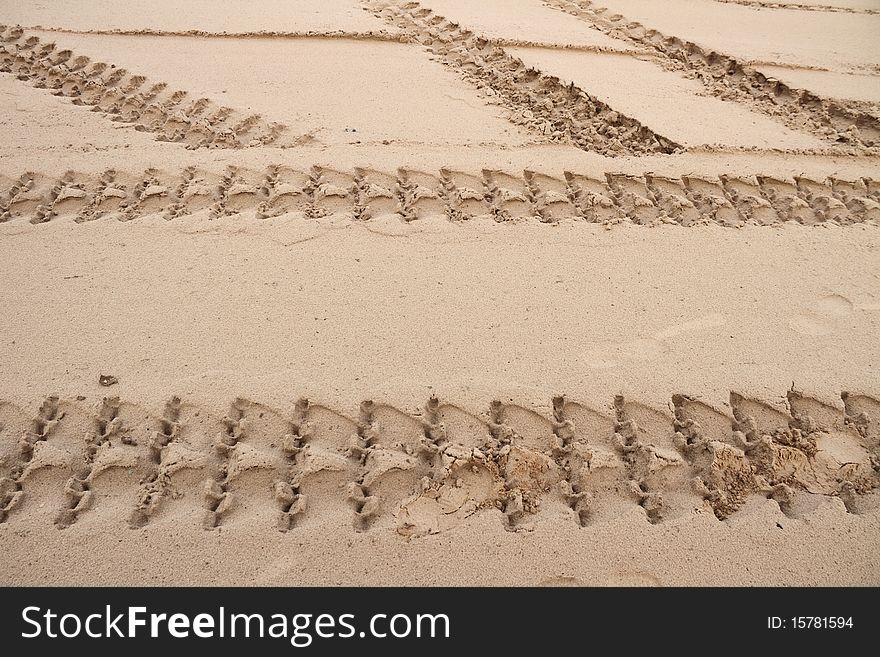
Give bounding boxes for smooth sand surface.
[0,0,394,34]
[0,0,878,586]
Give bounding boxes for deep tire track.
[544,0,880,151]
[362,0,681,156]
[0,390,876,532]
[2,165,877,226]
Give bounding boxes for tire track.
[544,0,880,150]
[16,25,647,53]
[0,25,285,149]
[346,401,384,530]
[2,166,877,226]
[54,397,116,528]
[0,390,876,531]
[361,0,681,156]
[711,0,880,15]
[18,26,408,42]
[275,399,310,532]
[130,396,181,527]
[0,397,60,523]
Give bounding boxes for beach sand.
[0,0,878,586]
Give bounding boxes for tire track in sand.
[2,166,877,226]
[361,0,681,156]
[0,25,286,149]
[0,391,877,533]
[544,0,880,151]
[712,1,879,15]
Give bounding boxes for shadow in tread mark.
[2,167,876,226]
[0,391,875,530]
[0,25,286,149]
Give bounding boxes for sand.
[505,48,826,149]
[591,0,880,72]
[0,0,878,587]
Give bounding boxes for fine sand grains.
[0,0,878,586]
